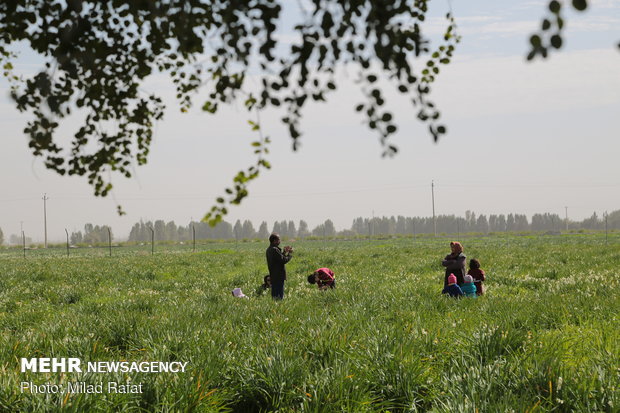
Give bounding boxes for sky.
[1,0,619,242]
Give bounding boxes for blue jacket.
[461,282,477,298]
[442,284,463,298]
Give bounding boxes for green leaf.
[202,101,217,113]
[549,1,561,13]
[572,0,587,11]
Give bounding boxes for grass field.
[0,234,619,412]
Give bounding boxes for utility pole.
[42,193,49,248]
[431,181,437,236]
[565,206,568,232]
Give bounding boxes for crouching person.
[308,267,336,290]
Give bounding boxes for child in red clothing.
[307,267,336,290]
[467,258,486,296]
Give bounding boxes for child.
[307,267,336,290]
[255,275,271,296]
[442,274,463,298]
[461,274,477,298]
[467,258,486,296]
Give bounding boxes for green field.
[0,235,619,412]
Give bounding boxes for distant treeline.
[68,224,113,245]
[125,219,318,242]
[121,210,619,242]
[2,210,618,246]
[350,211,611,235]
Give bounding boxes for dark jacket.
[266,244,292,282]
[467,268,486,296]
[442,284,464,298]
[442,253,466,286]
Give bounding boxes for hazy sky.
[1,0,619,242]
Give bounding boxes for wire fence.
[1,230,618,260]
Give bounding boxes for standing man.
[266,233,293,299]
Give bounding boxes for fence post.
[192,225,196,252]
[149,226,154,255]
[65,229,69,257]
[107,227,112,257]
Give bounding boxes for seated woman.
[307,267,336,290]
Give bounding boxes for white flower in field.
[556,398,564,404]
[557,376,563,391]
